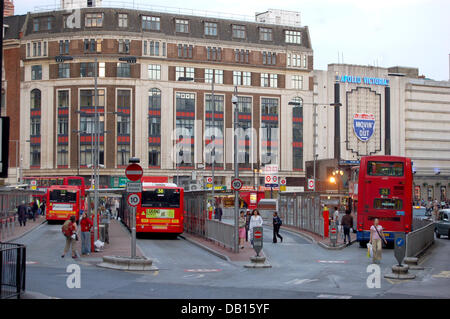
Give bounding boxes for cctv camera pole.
[233,87,239,253]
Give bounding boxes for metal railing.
[279,192,324,237]
[0,243,26,299]
[406,221,435,258]
[205,219,235,250]
[184,190,238,250]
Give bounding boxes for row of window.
[30,87,303,168]
[32,13,303,45]
[28,38,307,69]
[30,63,305,89]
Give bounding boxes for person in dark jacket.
[341,209,353,246]
[214,203,223,222]
[245,210,252,242]
[31,200,38,221]
[272,211,283,243]
[17,201,27,227]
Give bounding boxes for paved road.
[15,222,450,299]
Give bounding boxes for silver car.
[435,209,450,239]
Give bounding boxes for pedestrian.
[31,200,38,221]
[214,202,223,222]
[100,206,110,244]
[114,198,120,219]
[341,209,353,246]
[41,199,46,216]
[239,211,246,249]
[369,218,387,264]
[80,212,93,256]
[61,215,78,259]
[17,200,27,227]
[272,211,283,243]
[249,209,263,246]
[245,210,251,242]
[333,206,339,226]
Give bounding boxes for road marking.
[184,269,222,273]
[317,294,352,299]
[285,278,318,285]
[432,271,450,279]
[317,260,347,264]
[26,261,38,265]
[183,274,205,279]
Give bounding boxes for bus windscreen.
[49,190,77,203]
[67,179,83,186]
[367,161,404,176]
[141,189,180,208]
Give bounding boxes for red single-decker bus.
[46,185,82,222]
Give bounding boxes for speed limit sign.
[127,193,140,207]
[231,178,243,191]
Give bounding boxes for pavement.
[1,214,47,243]
[11,215,450,299]
[80,219,144,260]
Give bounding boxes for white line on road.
[285,278,319,285]
[317,294,352,299]
[317,260,347,264]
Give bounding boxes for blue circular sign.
[396,238,404,247]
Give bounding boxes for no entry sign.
[125,163,143,181]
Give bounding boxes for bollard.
[91,228,95,253]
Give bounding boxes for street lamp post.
[232,86,239,253]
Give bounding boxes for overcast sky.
[12,0,450,81]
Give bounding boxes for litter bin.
[99,224,106,242]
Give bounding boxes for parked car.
[435,209,450,239]
[413,206,432,221]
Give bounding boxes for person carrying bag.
[369,218,387,264]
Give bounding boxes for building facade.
[311,64,450,202]
[2,6,314,190]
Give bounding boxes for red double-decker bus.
[120,178,184,236]
[357,155,413,247]
[24,176,87,211]
[45,185,82,223]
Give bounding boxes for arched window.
[30,89,41,109]
[148,88,161,109]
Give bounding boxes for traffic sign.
[264,164,279,187]
[307,179,315,190]
[127,193,140,207]
[126,182,142,193]
[231,178,243,191]
[252,226,263,256]
[394,233,406,266]
[125,163,143,181]
[279,178,287,186]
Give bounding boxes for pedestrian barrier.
[279,192,324,237]
[406,221,435,258]
[184,190,238,250]
[0,243,26,299]
[205,219,235,250]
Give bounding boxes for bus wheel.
[359,241,367,248]
[435,229,441,239]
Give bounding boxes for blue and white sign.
[353,113,375,142]
[337,75,389,86]
[396,237,404,247]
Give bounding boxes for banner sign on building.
[337,75,389,86]
[353,113,375,142]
